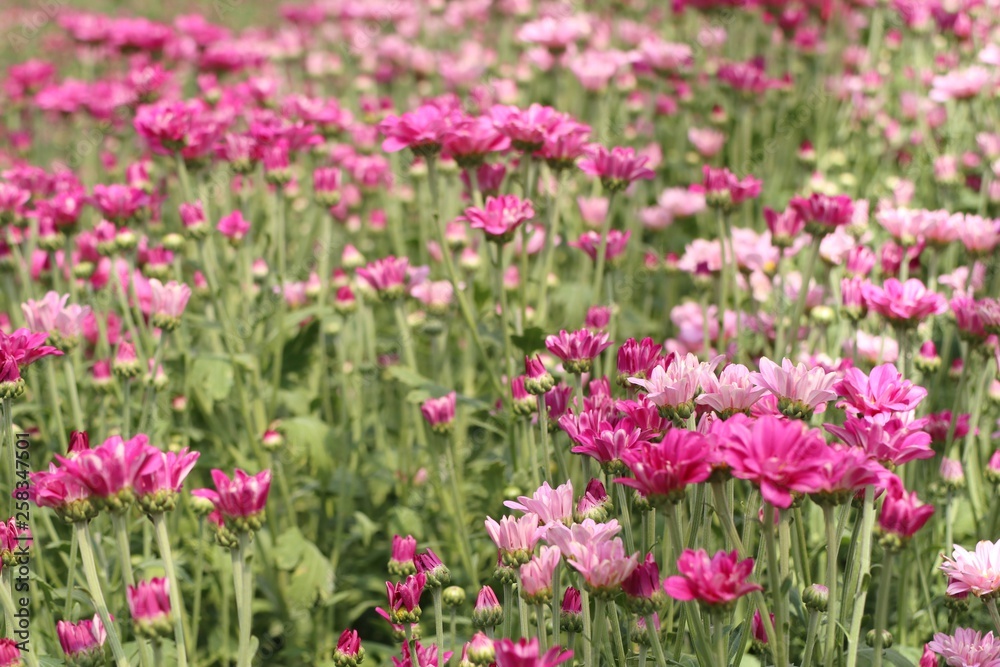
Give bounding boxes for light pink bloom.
[928,628,1000,667]
[485,514,541,560]
[505,481,574,526]
[519,546,561,599]
[696,364,766,416]
[148,279,192,328]
[357,256,410,298]
[21,292,90,348]
[863,279,946,325]
[562,537,638,592]
[577,196,609,227]
[578,145,655,192]
[930,66,991,102]
[941,541,1000,598]
[825,416,933,468]
[688,127,726,158]
[545,329,613,374]
[545,518,622,554]
[570,230,631,263]
[750,357,838,417]
[628,354,723,417]
[379,103,460,154]
[420,392,456,432]
[663,549,762,607]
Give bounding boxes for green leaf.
[190,358,234,412]
[351,512,378,548]
[287,538,334,608]
[855,648,916,667]
[510,326,547,355]
[273,527,308,570]
[280,416,333,474]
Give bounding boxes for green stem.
[871,553,894,667]
[44,363,68,452]
[503,583,513,640]
[152,514,189,667]
[112,512,154,667]
[646,615,668,667]
[582,587,593,667]
[714,612,728,667]
[77,522,129,667]
[779,235,821,357]
[802,610,821,667]
[122,379,132,441]
[433,589,445,666]
[63,527,78,621]
[592,598,606,666]
[987,599,1000,636]
[823,505,841,667]
[518,595,530,639]
[763,505,788,667]
[608,602,627,667]
[234,533,254,667]
[537,604,548,652]
[189,517,205,657]
[591,191,617,304]
[64,361,85,432]
[616,482,636,556]
[845,487,876,667]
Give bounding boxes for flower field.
[1,1,1000,666]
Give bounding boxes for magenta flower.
[90,184,148,222]
[356,256,410,299]
[538,118,591,170]
[702,166,762,208]
[578,145,655,192]
[0,639,18,667]
[723,415,828,509]
[472,585,503,628]
[862,278,946,326]
[570,230,631,263]
[490,104,563,152]
[622,553,664,610]
[127,577,171,639]
[25,464,95,522]
[545,329,613,374]
[810,445,888,505]
[334,629,364,664]
[379,103,459,155]
[461,195,535,243]
[941,540,1000,599]
[191,468,271,532]
[750,357,838,419]
[928,628,1000,667]
[385,573,426,623]
[441,115,511,167]
[789,193,854,234]
[134,447,200,513]
[834,364,927,419]
[393,640,452,667]
[617,428,712,506]
[420,392,456,433]
[663,549,763,608]
[216,210,251,243]
[56,434,161,510]
[505,481,574,527]
[825,416,933,468]
[493,637,573,667]
[148,279,192,331]
[616,337,663,385]
[57,614,107,664]
[389,535,418,576]
[0,327,63,369]
[485,514,541,564]
[877,480,934,547]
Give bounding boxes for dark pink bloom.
[834,364,927,419]
[0,328,62,368]
[217,211,251,243]
[490,104,563,152]
[356,256,410,298]
[90,184,148,222]
[702,166,761,208]
[335,630,363,662]
[390,535,418,575]
[824,416,933,468]
[617,428,711,505]
[545,329,613,374]
[393,639,452,667]
[877,479,934,541]
[135,448,200,510]
[191,468,271,528]
[420,392,456,432]
[789,193,854,234]
[0,638,20,667]
[616,338,663,384]
[622,552,662,601]
[763,207,805,246]
[570,230,631,263]
[127,578,171,636]
[56,434,161,505]
[461,195,535,243]
[379,104,459,155]
[663,549,763,607]
[722,415,828,508]
[578,145,655,192]
[385,573,426,623]
[441,115,511,167]
[57,615,107,663]
[493,637,573,667]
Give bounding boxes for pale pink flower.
[461,195,535,243]
[941,541,1000,598]
[545,518,622,554]
[578,145,655,192]
[930,66,991,102]
[563,537,638,593]
[928,628,1000,667]
[696,364,766,416]
[862,279,946,325]
[750,357,838,418]
[843,331,899,365]
[834,364,927,420]
[519,546,561,599]
[505,481,574,526]
[485,514,541,562]
[21,292,90,348]
[629,354,723,418]
[688,127,726,158]
[148,279,192,329]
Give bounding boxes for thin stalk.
[537,603,548,652]
[823,504,841,667]
[987,599,1000,636]
[433,589,445,666]
[234,532,254,667]
[64,361,85,431]
[503,583,514,639]
[551,562,561,650]
[845,487,876,667]
[763,505,788,667]
[593,598,606,667]
[77,522,129,667]
[802,610,821,667]
[714,612,728,667]
[646,615,668,667]
[581,587,593,667]
[616,482,636,556]
[152,514,189,667]
[44,363,68,452]
[111,512,154,667]
[189,517,205,657]
[608,602,627,667]
[518,596,530,639]
[0,572,39,667]
[591,191,617,304]
[63,527,78,620]
[871,553,894,667]
[778,235,822,357]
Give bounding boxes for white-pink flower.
[696,364,765,416]
[941,540,1000,599]
[504,481,574,526]
[751,357,839,417]
[148,279,192,329]
[21,292,90,348]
